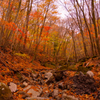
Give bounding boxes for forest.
[0,0,100,100]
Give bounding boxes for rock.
[23,81,28,86]
[17,91,26,95]
[45,72,53,79]
[45,71,54,85]
[45,76,54,85]
[9,82,17,92]
[27,89,40,97]
[86,71,94,78]
[26,97,50,100]
[43,92,50,97]
[54,71,66,81]
[0,82,12,100]
[58,82,63,89]
[52,89,59,97]
[22,93,30,99]
[62,94,78,100]
[79,71,84,76]
[22,72,29,77]
[58,82,68,90]
[17,91,30,99]
[58,66,62,68]
[62,93,67,99]
[21,75,29,82]
[62,90,67,93]
[54,96,61,100]
[23,85,32,91]
[20,84,26,88]
[31,73,38,79]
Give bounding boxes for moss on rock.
[0,82,12,100]
[57,64,77,71]
[77,65,92,74]
[57,65,68,71]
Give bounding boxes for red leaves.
[30,11,43,20]
[18,29,25,37]
[44,26,51,31]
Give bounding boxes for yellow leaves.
[85,94,89,99]
[51,11,58,14]
[13,52,30,59]
[98,72,100,76]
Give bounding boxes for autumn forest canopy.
[0,0,100,66]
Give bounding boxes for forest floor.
[0,47,100,100]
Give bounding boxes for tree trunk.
[91,0,100,55]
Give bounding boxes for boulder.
[0,82,12,100]
[9,82,17,92]
[86,71,94,78]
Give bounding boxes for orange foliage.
[18,29,25,37]
[44,26,51,31]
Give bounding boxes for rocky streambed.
[0,69,100,100]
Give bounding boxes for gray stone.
[23,85,32,91]
[45,72,53,79]
[0,82,12,100]
[31,73,38,78]
[79,71,84,76]
[52,89,59,97]
[27,89,40,97]
[22,93,30,99]
[62,93,67,98]
[9,82,17,92]
[43,92,49,97]
[54,96,61,100]
[86,71,94,78]
[45,76,54,85]
[17,91,26,95]
[62,90,67,93]
[58,82,64,89]
[23,81,28,86]
[20,84,26,88]
[26,97,50,100]
[63,95,78,100]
